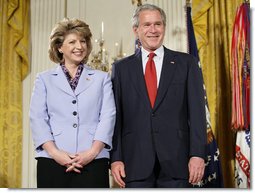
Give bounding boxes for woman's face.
[59,33,87,65]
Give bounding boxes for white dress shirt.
[141,46,164,87]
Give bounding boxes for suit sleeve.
[187,57,207,159]
[29,74,54,152]
[94,72,116,150]
[110,63,123,163]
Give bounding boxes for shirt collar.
[141,45,164,61]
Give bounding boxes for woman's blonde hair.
[48,18,92,64]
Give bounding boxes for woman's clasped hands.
[65,149,97,173]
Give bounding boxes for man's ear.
[133,27,138,37]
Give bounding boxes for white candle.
[115,42,119,56]
[101,22,104,40]
[95,39,98,53]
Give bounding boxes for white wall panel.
[22,0,65,188]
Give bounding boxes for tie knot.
[148,52,156,59]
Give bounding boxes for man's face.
[133,10,165,52]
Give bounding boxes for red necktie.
[145,52,157,108]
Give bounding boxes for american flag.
[135,37,142,54]
[186,4,224,188]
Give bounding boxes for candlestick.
[102,48,106,63]
[94,39,98,53]
[112,38,126,62]
[101,21,104,40]
[119,38,123,56]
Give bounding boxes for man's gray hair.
[131,4,166,28]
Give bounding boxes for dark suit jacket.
[110,47,207,182]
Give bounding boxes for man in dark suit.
[110,4,207,188]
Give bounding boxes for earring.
[59,50,63,53]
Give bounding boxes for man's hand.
[188,157,205,184]
[111,161,126,188]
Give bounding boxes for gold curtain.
[192,0,244,188]
[0,0,30,188]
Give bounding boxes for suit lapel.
[52,65,94,97]
[129,51,151,109]
[75,66,94,96]
[154,48,177,110]
[52,66,74,96]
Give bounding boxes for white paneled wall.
[22,0,65,188]
[22,0,187,188]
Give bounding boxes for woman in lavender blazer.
[29,18,116,188]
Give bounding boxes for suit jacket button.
[73,111,77,116]
[72,100,77,104]
[73,123,77,128]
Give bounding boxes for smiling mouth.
[148,36,159,38]
[73,52,83,56]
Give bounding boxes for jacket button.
[73,123,77,128]
[72,100,76,104]
[73,111,77,116]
